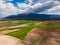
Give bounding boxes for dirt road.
[0,29,19,34]
[0,24,28,30]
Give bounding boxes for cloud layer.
[0,0,60,18]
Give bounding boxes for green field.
[0,20,60,40]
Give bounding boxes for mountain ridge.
[3,13,60,20]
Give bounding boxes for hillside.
[24,28,60,45]
[4,14,60,20]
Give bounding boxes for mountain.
[3,13,60,20]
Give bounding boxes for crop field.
[0,20,60,40]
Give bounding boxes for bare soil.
[35,22,46,26]
[24,28,60,45]
[0,35,24,45]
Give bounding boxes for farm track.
[0,29,19,35]
[0,24,28,30]
[0,24,28,35]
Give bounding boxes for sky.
[0,0,60,18]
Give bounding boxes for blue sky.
[6,0,25,6]
[6,0,25,3]
[0,0,60,18]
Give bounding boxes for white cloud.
[47,5,60,14]
[24,3,42,13]
[0,0,60,18]
[18,3,31,10]
[0,0,25,18]
[25,0,60,13]
[0,0,42,18]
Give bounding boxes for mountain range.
[3,13,60,20]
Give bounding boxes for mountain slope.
[4,13,60,20]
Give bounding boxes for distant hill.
[3,13,60,20]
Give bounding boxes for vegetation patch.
[6,27,34,40]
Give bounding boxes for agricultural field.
[0,20,60,45]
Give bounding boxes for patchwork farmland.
[0,20,60,45]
